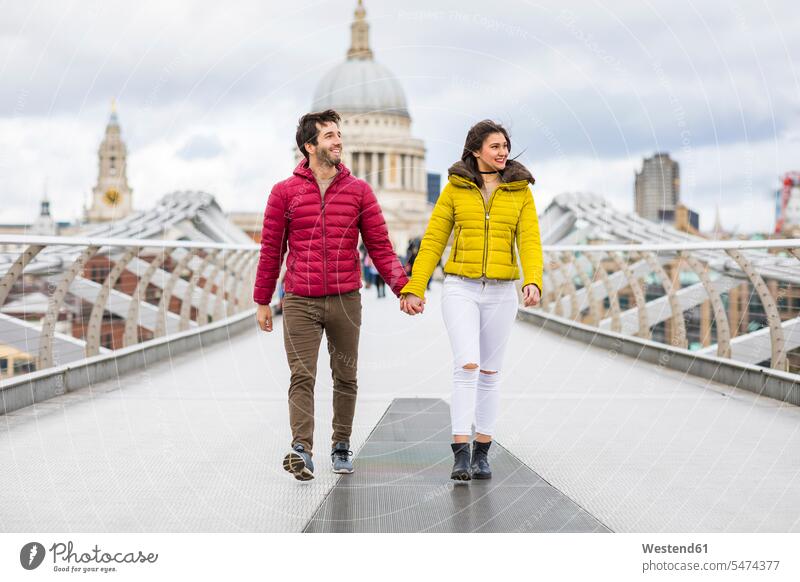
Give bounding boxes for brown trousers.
[282,290,362,455]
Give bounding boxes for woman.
[400,120,543,481]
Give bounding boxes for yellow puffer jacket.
[400,159,543,300]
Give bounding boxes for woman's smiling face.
[474,131,509,172]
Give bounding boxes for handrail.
[542,239,800,253]
[3,235,798,254]
[0,235,257,251]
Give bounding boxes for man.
[254,109,408,480]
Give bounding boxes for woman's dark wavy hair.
[460,119,512,188]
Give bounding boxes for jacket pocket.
[453,226,462,262]
[510,234,516,265]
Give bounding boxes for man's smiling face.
[308,120,342,166]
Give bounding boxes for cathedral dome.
[312,60,408,117]
[311,0,408,118]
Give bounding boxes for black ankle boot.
[471,440,492,479]
[450,443,471,481]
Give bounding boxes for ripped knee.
[477,369,501,390]
[454,363,479,385]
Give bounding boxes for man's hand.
[256,304,273,332]
[522,284,541,307]
[400,293,425,315]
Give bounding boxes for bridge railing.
[537,239,800,374]
[4,235,800,381]
[0,235,260,380]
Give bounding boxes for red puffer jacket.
[253,160,409,304]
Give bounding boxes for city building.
[0,188,68,241]
[427,172,441,205]
[29,191,57,236]
[659,203,699,236]
[85,100,133,223]
[227,212,263,243]
[634,152,680,222]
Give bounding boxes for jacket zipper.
[321,197,327,295]
[453,226,461,261]
[474,185,499,277]
[316,172,342,296]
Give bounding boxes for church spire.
[31,177,56,235]
[712,204,725,239]
[87,100,133,222]
[40,178,50,217]
[347,0,373,61]
[108,97,119,126]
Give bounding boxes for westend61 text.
[642,543,708,554]
[49,541,159,564]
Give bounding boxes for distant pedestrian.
[360,243,372,288]
[363,254,375,287]
[369,259,385,298]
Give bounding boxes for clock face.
[103,189,120,206]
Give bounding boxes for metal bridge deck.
[304,398,611,533]
[1,283,799,532]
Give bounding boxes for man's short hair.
[296,109,341,159]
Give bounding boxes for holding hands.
[400,293,425,315]
[401,284,539,315]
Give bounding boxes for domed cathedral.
[86,100,133,223]
[301,0,430,253]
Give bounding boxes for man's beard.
[317,146,341,167]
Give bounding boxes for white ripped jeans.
[441,275,519,437]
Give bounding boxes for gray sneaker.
[283,443,314,481]
[331,441,354,474]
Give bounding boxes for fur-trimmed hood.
[447,159,535,189]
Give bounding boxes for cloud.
[0,0,798,234]
[176,134,225,160]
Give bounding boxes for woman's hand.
[522,284,540,307]
[400,293,425,315]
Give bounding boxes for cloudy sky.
[1,0,798,233]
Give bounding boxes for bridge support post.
[726,249,787,370]
[39,246,100,370]
[86,247,138,356]
[156,249,196,338]
[679,252,731,358]
[642,251,687,348]
[586,253,621,333]
[124,249,168,347]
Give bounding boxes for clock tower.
[87,100,133,222]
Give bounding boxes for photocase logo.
[20,542,46,570]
